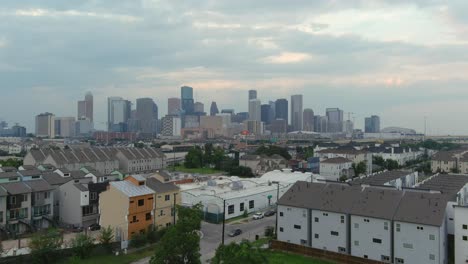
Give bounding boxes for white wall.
[320,162,352,181]
[394,221,445,264]
[311,210,348,254]
[277,205,309,246]
[455,206,468,264]
[350,215,392,262]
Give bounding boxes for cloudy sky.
[1,0,468,134]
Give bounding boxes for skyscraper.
[303,109,314,132]
[261,104,272,125]
[77,92,93,122]
[248,99,261,121]
[326,108,344,133]
[168,98,181,115]
[210,102,219,116]
[35,112,55,138]
[54,117,76,138]
[291,95,303,131]
[181,86,194,114]
[136,98,158,135]
[365,115,381,133]
[248,90,257,101]
[194,102,205,114]
[275,99,288,124]
[108,97,131,132]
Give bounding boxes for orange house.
[99,175,155,240]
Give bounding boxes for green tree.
[211,240,268,264]
[70,233,95,259]
[385,159,400,171]
[212,147,226,170]
[185,147,204,168]
[204,143,214,165]
[255,145,291,160]
[29,229,63,264]
[352,161,367,177]
[228,166,254,178]
[98,226,114,253]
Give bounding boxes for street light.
[222,199,226,245]
[272,181,280,238]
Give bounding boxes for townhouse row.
[277,178,468,264]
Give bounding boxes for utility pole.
[222,199,226,245]
[173,193,177,225]
[272,181,280,237]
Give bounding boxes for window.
[44,192,50,199]
[249,200,254,209]
[0,211,3,222]
[23,194,28,202]
[138,182,144,186]
[354,240,359,246]
[10,196,16,205]
[340,215,344,224]
[354,223,359,229]
[130,200,134,204]
[381,255,390,262]
[82,205,97,216]
[429,234,435,241]
[160,210,164,216]
[338,247,346,253]
[132,216,137,223]
[279,227,284,232]
[279,212,283,217]
[395,258,405,264]
[240,203,244,212]
[463,236,468,241]
[417,226,424,230]
[429,254,435,261]
[463,224,468,230]
[396,223,401,232]
[138,199,144,206]
[165,195,170,201]
[363,255,368,259]
[331,231,339,236]
[384,222,389,231]
[373,238,382,244]
[403,243,413,249]
[315,234,319,239]
[314,217,319,223]
[364,219,370,223]
[294,225,301,230]
[90,192,97,200]
[323,213,328,216]
[146,213,151,221]
[228,205,234,215]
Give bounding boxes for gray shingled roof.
[18,169,43,177]
[349,187,403,220]
[0,172,19,179]
[24,179,54,192]
[0,186,7,196]
[74,184,89,192]
[110,181,155,197]
[2,182,31,195]
[418,174,468,201]
[393,191,449,227]
[42,172,72,186]
[146,177,179,193]
[352,170,413,186]
[321,157,352,164]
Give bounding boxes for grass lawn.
[174,165,223,174]
[266,250,334,264]
[61,247,155,264]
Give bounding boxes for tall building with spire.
[210,102,219,116]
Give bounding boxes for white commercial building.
[319,157,353,181]
[180,170,322,221]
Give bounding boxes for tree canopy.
[255,145,291,160]
[211,240,268,264]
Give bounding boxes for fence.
[271,240,386,264]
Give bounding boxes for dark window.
[463,224,468,230]
[130,200,134,204]
[396,258,404,264]
[240,203,244,212]
[381,255,390,262]
[90,192,97,200]
[146,213,151,221]
[331,231,339,236]
[139,182,144,186]
[364,255,368,259]
[280,212,283,217]
[10,196,16,205]
[314,234,319,239]
[339,247,346,253]
[228,205,234,215]
[279,227,284,232]
[138,199,144,206]
[314,217,319,222]
[165,195,170,201]
[132,216,137,223]
[463,236,468,241]
[249,200,254,209]
[294,225,301,230]
[373,238,382,244]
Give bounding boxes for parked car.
[264,210,276,217]
[70,226,83,233]
[88,223,101,231]
[228,229,242,237]
[253,212,264,220]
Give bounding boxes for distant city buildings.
[248,99,261,122]
[248,90,257,100]
[161,115,181,137]
[210,102,219,116]
[261,104,272,125]
[303,109,314,132]
[167,97,181,115]
[135,98,158,136]
[181,86,194,115]
[107,97,131,132]
[35,112,55,138]
[326,108,344,133]
[77,92,93,122]
[365,115,381,133]
[54,117,75,138]
[291,95,303,131]
[275,99,288,126]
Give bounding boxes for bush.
[242,209,248,218]
[71,233,95,259]
[264,226,275,238]
[98,226,114,253]
[29,229,63,264]
[130,232,148,248]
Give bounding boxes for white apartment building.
[319,157,353,181]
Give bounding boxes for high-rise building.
[136,98,158,135]
[365,115,381,133]
[291,95,303,131]
[243,120,263,135]
[269,119,288,135]
[194,102,205,114]
[248,90,257,101]
[221,109,234,115]
[248,99,261,121]
[77,92,93,122]
[35,112,55,138]
[326,108,344,133]
[54,117,76,138]
[232,112,249,123]
[181,86,194,115]
[275,99,288,125]
[108,97,131,132]
[210,102,219,116]
[75,117,93,136]
[303,109,314,132]
[314,115,328,133]
[168,98,181,115]
[269,101,276,121]
[161,115,181,137]
[261,104,272,125]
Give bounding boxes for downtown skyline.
[1,1,468,134]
